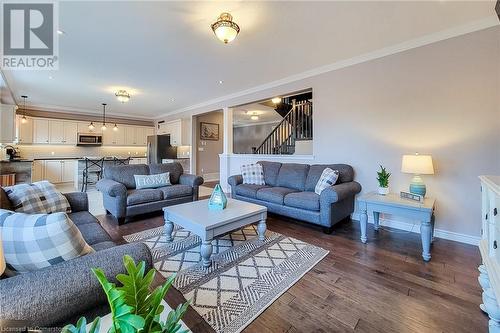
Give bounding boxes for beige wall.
[160,26,500,239]
[196,111,223,175]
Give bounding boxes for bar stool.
[81,157,104,192]
[113,157,131,166]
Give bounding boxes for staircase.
[252,99,312,155]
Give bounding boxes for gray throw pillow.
[134,172,171,189]
[0,209,94,274]
[4,181,71,214]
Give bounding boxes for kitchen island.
[0,159,34,185]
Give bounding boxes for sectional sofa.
[228,161,361,233]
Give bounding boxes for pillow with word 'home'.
[314,168,340,195]
[241,164,265,185]
[0,209,93,274]
[134,172,171,189]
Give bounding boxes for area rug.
[123,224,328,333]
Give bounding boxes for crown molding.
[28,103,154,121]
[156,15,499,120]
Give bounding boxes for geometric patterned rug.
[123,224,329,333]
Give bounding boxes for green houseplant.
[376,165,391,195]
[62,255,189,333]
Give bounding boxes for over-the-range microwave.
[77,133,103,146]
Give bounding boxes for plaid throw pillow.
[241,164,265,185]
[4,181,71,214]
[0,209,94,274]
[314,168,340,195]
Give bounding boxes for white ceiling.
[233,102,282,127]
[2,1,497,119]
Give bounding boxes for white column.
[219,107,233,192]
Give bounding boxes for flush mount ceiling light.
[115,90,130,103]
[20,95,28,124]
[271,97,282,104]
[211,12,240,44]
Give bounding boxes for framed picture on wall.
[200,122,219,141]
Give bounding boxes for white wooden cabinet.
[15,115,33,144]
[49,120,78,144]
[157,119,190,146]
[33,118,50,144]
[34,159,76,183]
[45,160,62,183]
[31,160,44,182]
[130,157,147,164]
[63,121,78,144]
[0,105,16,144]
[61,160,76,182]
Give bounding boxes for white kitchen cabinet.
[61,160,76,182]
[15,115,33,144]
[63,121,78,144]
[130,157,147,164]
[158,119,190,146]
[31,160,44,182]
[124,126,137,145]
[45,160,62,183]
[49,120,78,144]
[0,104,16,144]
[33,118,50,144]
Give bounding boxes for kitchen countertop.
[0,159,34,163]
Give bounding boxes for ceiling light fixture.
[218,80,224,85]
[88,122,95,131]
[20,95,28,124]
[57,29,65,35]
[115,90,130,103]
[250,115,259,121]
[113,123,118,131]
[101,103,107,131]
[271,97,282,104]
[211,13,240,44]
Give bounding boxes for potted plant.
[62,255,189,333]
[377,165,391,195]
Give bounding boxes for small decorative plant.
[62,255,189,333]
[376,165,391,195]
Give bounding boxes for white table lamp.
[401,153,434,197]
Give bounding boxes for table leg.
[257,219,267,241]
[430,213,435,243]
[360,208,368,243]
[201,240,213,268]
[165,220,174,242]
[373,211,380,231]
[420,220,432,261]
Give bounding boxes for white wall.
[160,27,500,241]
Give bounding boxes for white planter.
[378,187,389,195]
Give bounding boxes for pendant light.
[20,95,28,124]
[113,123,118,131]
[101,103,107,131]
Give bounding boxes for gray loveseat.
[228,161,361,233]
[96,162,203,224]
[0,188,152,327]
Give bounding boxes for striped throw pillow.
[241,164,265,185]
[314,168,340,195]
[0,209,93,274]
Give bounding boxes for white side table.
[357,192,436,261]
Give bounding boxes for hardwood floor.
[98,207,486,333]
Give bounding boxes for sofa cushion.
[68,211,98,226]
[235,184,270,199]
[276,163,310,191]
[305,164,354,191]
[257,161,282,186]
[149,163,183,185]
[284,192,320,211]
[91,241,116,251]
[158,184,192,199]
[127,189,163,206]
[77,223,112,245]
[104,164,150,189]
[256,187,299,205]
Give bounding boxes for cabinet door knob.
[494,240,497,249]
[495,208,498,216]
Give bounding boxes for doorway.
[194,110,223,182]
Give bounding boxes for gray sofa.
[0,188,153,327]
[228,161,361,233]
[96,162,203,224]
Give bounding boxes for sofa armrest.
[228,175,243,187]
[96,179,127,197]
[179,174,204,188]
[0,242,152,326]
[320,181,362,204]
[63,192,89,212]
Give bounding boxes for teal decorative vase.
[208,184,227,210]
[409,174,427,197]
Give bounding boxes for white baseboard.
[351,212,480,246]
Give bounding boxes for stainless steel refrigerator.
[147,135,177,164]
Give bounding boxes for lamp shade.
[0,235,5,275]
[401,154,434,175]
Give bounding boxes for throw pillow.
[134,172,171,189]
[0,209,94,274]
[314,168,340,195]
[4,181,71,214]
[241,164,265,185]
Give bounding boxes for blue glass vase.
[208,184,227,210]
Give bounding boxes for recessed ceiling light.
[218,80,224,85]
[170,98,175,102]
[250,115,259,121]
[48,75,54,80]
[271,97,282,104]
[57,29,65,35]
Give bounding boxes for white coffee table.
[163,198,267,268]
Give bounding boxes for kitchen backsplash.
[17,145,148,159]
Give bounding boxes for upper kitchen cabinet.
[157,118,190,146]
[122,126,153,146]
[0,104,16,144]
[48,120,78,144]
[15,115,33,144]
[103,126,126,145]
[33,118,49,144]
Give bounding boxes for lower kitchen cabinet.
[33,160,76,184]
